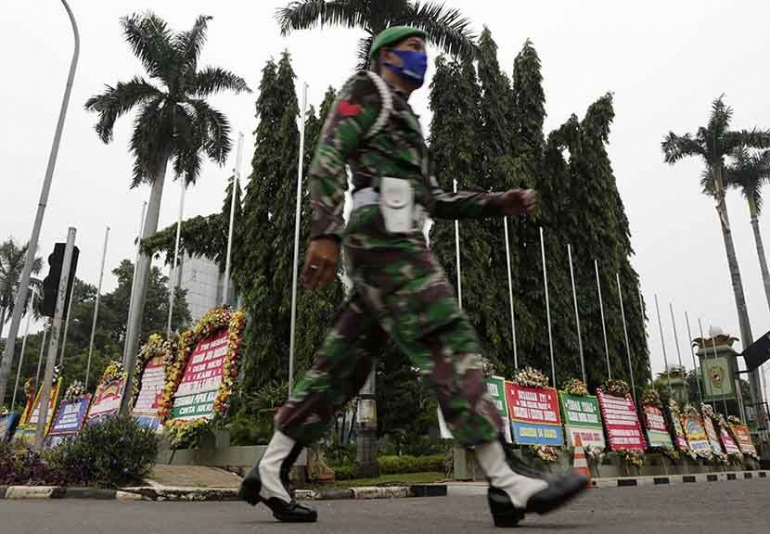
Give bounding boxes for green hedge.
[331,454,445,480]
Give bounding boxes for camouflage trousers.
[275,207,503,447]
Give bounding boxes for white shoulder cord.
[364,71,393,139]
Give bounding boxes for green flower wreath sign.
[161,307,246,447]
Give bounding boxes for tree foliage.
[3,260,190,406]
[233,53,343,399]
[428,31,649,392]
[276,0,476,68]
[0,239,42,333]
[85,13,250,186]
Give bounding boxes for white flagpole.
[540,228,556,387]
[638,287,653,384]
[568,245,585,383]
[11,289,36,410]
[669,301,688,401]
[288,82,308,395]
[454,179,462,309]
[86,226,109,387]
[123,201,147,367]
[616,272,636,404]
[685,311,703,405]
[654,294,672,397]
[504,217,517,368]
[697,318,710,409]
[59,280,76,367]
[167,180,186,338]
[595,260,611,379]
[223,132,244,307]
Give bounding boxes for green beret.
[369,26,427,62]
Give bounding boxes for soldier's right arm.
[309,72,383,241]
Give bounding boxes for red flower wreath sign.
[160,307,246,430]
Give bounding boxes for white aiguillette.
[380,176,415,234]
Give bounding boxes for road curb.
[589,470,769,488]
[0,484,448,502]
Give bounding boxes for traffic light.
[41,243,79,318]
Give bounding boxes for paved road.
[3,480,769,533]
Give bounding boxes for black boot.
[477,440,588,528]
[238,431,318,523]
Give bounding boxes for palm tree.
[85,13,250,409]
[725,148,770,311]
[0,239,42,339]
[662,95,770,407]
[276,0,476,69]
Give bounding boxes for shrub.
[0,443,61,485]
[378,454,445,475]
[47,415,159,487]
[227,411,274,446]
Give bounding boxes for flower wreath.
[24,377,35,398]
[159,307,246,443]
[131,333,176,408]
[513,367,549,389]
[100,361,126,387]
[63,380,87,401]
[640,388,661,407]
[563,378,589,397]
[603,379,630,398]
[619,449,645,467]
[533,445,559,463]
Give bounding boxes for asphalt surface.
[3,479,769,533]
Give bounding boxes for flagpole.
[540,228,556,387]
[11,289,36,410]
[616,273,636,404]
[595,260,611,379]
[638,287,653,384]
[654,294,672,397]
[85,226,109,387]
[685,311,703,405]
[669,302,689,402]
[34,321,49,393]
[167,180,186,338]
[222,132,244,307]
[454,179,462,309]
[569,245,585,384]
[288,82,308,395]
[59,281,75,367]
[504,217,517,368]
[698,317,714,408]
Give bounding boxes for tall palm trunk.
[715,166,764,412]
[120,158,168,413]
[0,307,6,341]
[747,196,770,311]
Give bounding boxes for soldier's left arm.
[427,176,507,219]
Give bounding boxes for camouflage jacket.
[309,71,507,241]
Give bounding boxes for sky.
[2,0,770,396]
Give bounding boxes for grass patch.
[311,471,445,490]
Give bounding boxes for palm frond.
[120,12,176,83]
[403,1,477,58]
[192,67,251,97]
[661,132,705,164]
[128,97,169,187]
[725,147,770,215]
[700,166,719,199]
[276,0,366,36]
[85,77,163,143]
[187,99,233,165]
[707,94,732,141]
[173,15,212,73]
[356,35,374,70]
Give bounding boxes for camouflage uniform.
[275,71,509,447]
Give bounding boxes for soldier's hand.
[501,189,536,216]
[301,237,340,290]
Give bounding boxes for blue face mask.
[384,49,428,87]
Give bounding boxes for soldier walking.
[239,26,588,528]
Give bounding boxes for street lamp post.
[0,0,79,404]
